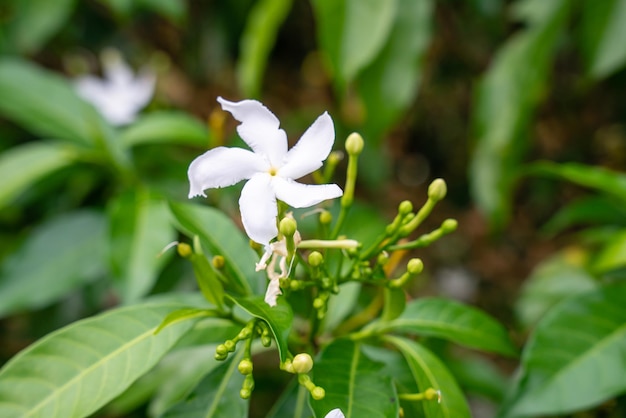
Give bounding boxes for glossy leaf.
[169,201,263,295]
[162,350,248,418]
[109,190,176,303]
[580,0,626,79]
[386,336,472,418]
[505,282,626,416]
[0,142,77,209]
[227,295,292,363]
[0,58,112,146]
[527,161,626,203]
[120,111,210,148]
[515,251,597,328]
[311,339,399,418]
[469,0,570,228]
[311,0,397,88]
[371,298,517,357]
[591,228,626,274]
[2,0,76,54]
[237,0,293,97]
[357,0,433,142]
[0,300,197,418]
[188,245,225,309]
[154,308,220,334]
[0,210,107,318]
[543,195,626,234]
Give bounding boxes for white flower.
[188,97,343,248]
[75,49,155,126]
[325,409,345,418]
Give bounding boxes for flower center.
[268,166,278,176]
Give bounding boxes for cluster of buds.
[281,353,325,400]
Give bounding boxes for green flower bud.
[212,255,225,269]
[238,327,252,339]
[428,178,447,202]
[345,132,364,155]
[313,297,324,309]
[238,359,254,375]
[214,352,227,361]
[377,252,390,266]
[224,340,236,352]
[261,335,272,347]
[327,150,343,165]
[407,258,424,275]
[279,217,297,237]
[319,210,333,225]
[311,386,326,400]
[308,251,324,267]
[177,243,192,258]
[292,353,314,374]
[215,344,228,356]
[240,388,251,399]
[441,218,458,233]
[398,200,413,215]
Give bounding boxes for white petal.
[325,409,345,418]
[217,97,288,167]
[273,177,342,208]
[279,111,334,180]
[239,173,278,245]
[264,277,282,307]
[188,147,268,198]
[103,56,134,84]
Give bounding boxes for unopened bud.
[319,210,333,225]
[177,243,192,258]
[377,252,390,266]
[441,218,458,233]
[407,258,424,275]
[240,388,251,399]
[212,255,225,269]
[308,251,324,267]
[279,217,297,237]
[398,200,413,215]
[292,353,314,374]
[238,359,253,375]
[311,386,326,400]
[327,150,343,165]
[261,335,272,347]
[224,340,235,352]
[345,132,364,155]
[428,178,447,202]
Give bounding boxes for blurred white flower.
[325,409,345,418]
[75,49,155,126]
[188,97,342,248]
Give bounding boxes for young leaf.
[227,295,293,363]
[237,0,293,97]
[169,202,264,295]
[162,350,248,418]
[504,282,626,416]
[120,111,210,148]
[469,0,570,228]
[385,336,472,418]
[310,0,398,89]
[371,298,517,357]
[0,141,77,209]
[0,300,197,418]
[311,339,399,418]
[108,190,176,303]
[0,210,108,318]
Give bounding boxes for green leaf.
[227,295,292,363]
[188,242,225,309]
[311,0,397,88]
[381,287,406,321]
[580,0,626,79]
[469,0,570,228]
[120,111,210,148]
[0,300,197,418]
[505,282,626,416]
[237,0,293,97]
[0,210,108,318]
[322,282,361,332]
[0,141,77,209]
[108,190,176,303]
[2,0,76,54]
[591,228,626,274]
[386,336,472,418]
[543,195,626,234]
[311,339,399,418]
[154,308,220,334]
[527,161,626,203]
[162,350,248,418]
[357,0,433,142]
[515,251,597,328]
[0,58,112,146]
[169,201,264,295]
[371,298,517,357]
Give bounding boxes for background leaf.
[0,210,107,318]
[372,298,517,357]
[504,282,626,416]
[169,202,264,295]
[386,336,472,418]
[311,339,399,418]
[0,141,77,209]
[120,111,210,148]
[227,295,292,363]
[0,300,197,418]
[108,190,176,303]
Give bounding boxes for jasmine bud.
[319,210,333,225]
[345,132,364,155]
[407,258,424,275]
[292,353,314,374]
[308,251,324,267]
[279,217,297,237]
[441,218,458,233]
[177,243,192,258]
[212,255,225,269]
[428,178,447,202]
[238,359,254,375]
[398,200,413,215]
[311,386,326,400]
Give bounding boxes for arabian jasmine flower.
[325,409,345,418]
[188,97,343,250]
[75,49,155,126]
